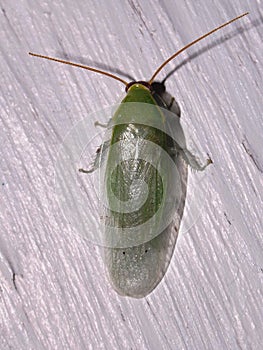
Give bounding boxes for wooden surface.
[1,1,262,349]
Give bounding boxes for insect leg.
[182,149,212,171]
[170,143,212,171]
[94,121,108,128]
[79,140,111,174]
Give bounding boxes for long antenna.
[28,52,129,87]
[148,12,248,84]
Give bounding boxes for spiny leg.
[79,140,111,174]
[94,121,108,128]
[170,144,212,171]
[182,149,212,170]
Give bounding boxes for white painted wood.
[1,1,262,349]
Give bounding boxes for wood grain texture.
[0,0,262,349]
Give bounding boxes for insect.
[30,13,248,298]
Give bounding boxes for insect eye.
[122,251,125,255]
[145,249,148,253]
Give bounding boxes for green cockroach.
[30,13,248,298]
